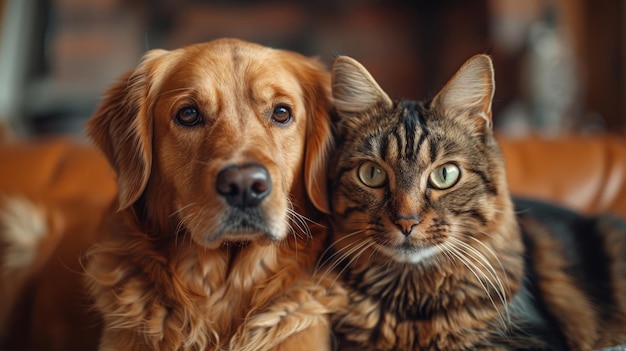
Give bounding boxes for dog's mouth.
[205,207,279,244]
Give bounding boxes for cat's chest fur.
[331,253,521,351]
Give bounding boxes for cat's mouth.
[377,242,440,264]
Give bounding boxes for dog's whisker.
[287,209,311,239]
[170,202,196,218]
[174,212,196,246]
[285,197,313,239]
[287,196,327,228]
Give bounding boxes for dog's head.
[87,38,332,247]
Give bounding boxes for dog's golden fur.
[83,38,334,350]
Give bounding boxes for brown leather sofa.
[0,138,114,350]
[0,133,625,350]
[501,133,626,218]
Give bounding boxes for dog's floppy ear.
[297,58,334,215]
[87,49,169,211]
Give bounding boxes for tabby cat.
[320,54,626,350]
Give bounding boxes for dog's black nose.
[216,164,271,208]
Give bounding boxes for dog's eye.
[175,106,202,127]
[271,105,292,124]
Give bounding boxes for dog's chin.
[195,209,287,249]
[204,229,280,248]
[180,208,289,249]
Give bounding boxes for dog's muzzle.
[211,163,277,242]
[216,164,272,208]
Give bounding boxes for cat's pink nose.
[394,215,421,236]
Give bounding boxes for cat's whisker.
[487,208,511,215]
[323,239,372,279]
[454,224,514,305]
[374,237,400,274]
[314,230,368,276]
[314,231,368,279]
[382,251,396,275]
[439,246,461,269]
[452,238,504,278]
[315,238,373,289]
[326,241,376,290]
[464,234,513,295]
[449,237,509,305]
[444,242,506,328]
[445,239,510,328]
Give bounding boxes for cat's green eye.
[429,163,460,190]
[357,161,387,188]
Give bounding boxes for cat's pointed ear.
[332,56,393,116]
[431,54,495,131]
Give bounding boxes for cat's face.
[328,55,512,265]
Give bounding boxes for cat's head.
[328,55,514,265]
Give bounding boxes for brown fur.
[83,38,334,351]
[600,216,626,345]
[520,216,599,349]
[519,210,626,350]
[319,55,626,350]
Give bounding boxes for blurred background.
[0,0,624,138]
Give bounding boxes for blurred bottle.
[526,3,581,135]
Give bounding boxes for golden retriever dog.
[83,38,334,350]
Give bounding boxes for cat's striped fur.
[319,55,626,350]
